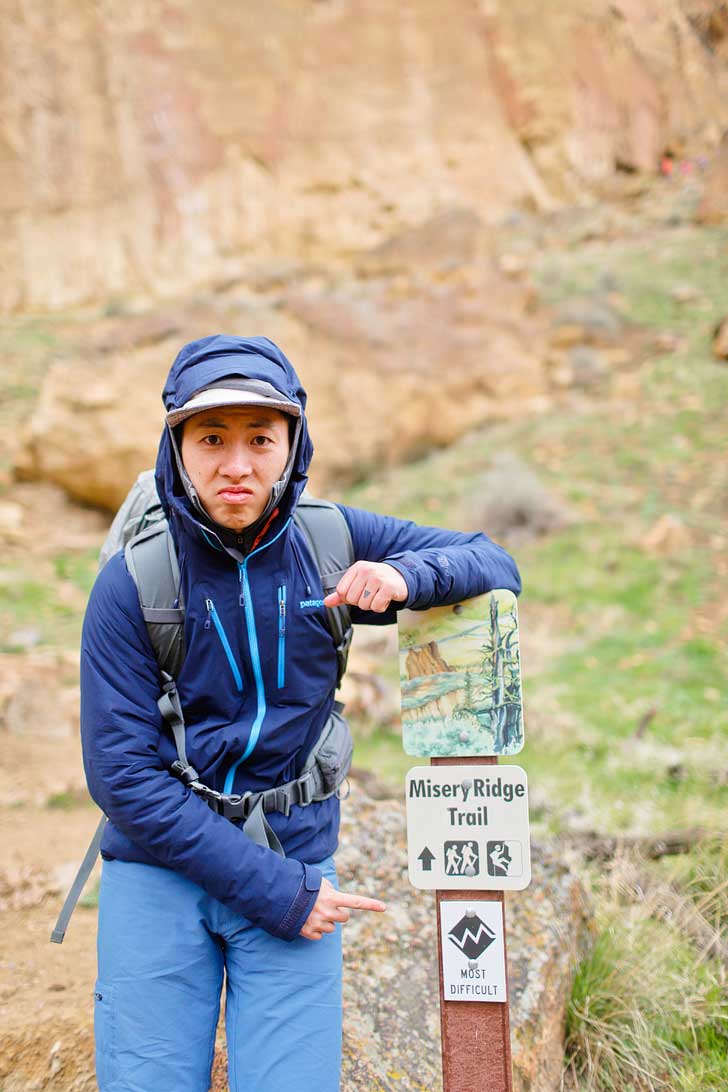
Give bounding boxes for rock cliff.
[1,0,727,312]
[404,641,453,680]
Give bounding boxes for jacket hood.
[155,335,314,548]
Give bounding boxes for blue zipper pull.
[238,565,245,607]
[204,598,213,629]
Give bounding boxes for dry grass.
[563,847,728,1091]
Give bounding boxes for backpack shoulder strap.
[51,521,186,946]
[124,521,186,679]
[99,469,162,569]
[293,495,355,687]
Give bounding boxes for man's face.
[180,405,291,531]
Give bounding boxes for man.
[81,334,521,1092]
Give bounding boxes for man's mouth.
[218,487,254,501]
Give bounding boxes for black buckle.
[297,776,313,807]
[220,792,251,822]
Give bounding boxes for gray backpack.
[51,473,355,943]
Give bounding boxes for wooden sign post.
[434,755,513,1092]
[398,592,527,1092]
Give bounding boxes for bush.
[475,452,572,546]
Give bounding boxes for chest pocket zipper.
[277,584,286,688]
[205,598,243,692]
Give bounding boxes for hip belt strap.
[169,700,352,854]
[51,693,352,942]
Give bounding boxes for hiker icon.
[443,840,480,877]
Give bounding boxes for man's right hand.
[300,877,386,940]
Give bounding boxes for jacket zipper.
[277,584,287,688]
[223,518,292,795]
[205,598,243,692]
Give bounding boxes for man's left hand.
[323,561,408,613]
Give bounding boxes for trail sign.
[399,590,523,758]
[406,765,531,891]
[440,900,508,1004]
[399,592,526,1092]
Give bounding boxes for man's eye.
[202,435,223,446]
[252,435,271,446]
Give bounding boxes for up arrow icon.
[418,846,436,871]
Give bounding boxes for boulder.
[14,348,168,510]
[0,650,80,741]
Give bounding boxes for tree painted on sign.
[486,595,522,752]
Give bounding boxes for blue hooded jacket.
[80,335,521,940]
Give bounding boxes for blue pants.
[95,857,342,1092]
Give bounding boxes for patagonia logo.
[300,598,325,610]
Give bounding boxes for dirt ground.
[0,472,107,1088]
[1,731,100,1090]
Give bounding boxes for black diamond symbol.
[448,912,497,960]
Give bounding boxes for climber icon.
[486,840,523,878]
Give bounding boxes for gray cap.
[166,378,300,428]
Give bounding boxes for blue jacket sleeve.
[336,504,521,622]
[80,553,319,940]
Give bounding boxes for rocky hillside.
[1,0,727,312]
[12,209,558,506]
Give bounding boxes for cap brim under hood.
[165,378,301,429]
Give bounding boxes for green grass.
[53,548,99,595]
[352,724,413,786]
[46,787,93,810]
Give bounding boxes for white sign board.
[406,765,531,890]
[440,900,508,1003]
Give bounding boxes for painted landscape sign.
[398,590,524,758]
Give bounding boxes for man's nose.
[220,443,252,478]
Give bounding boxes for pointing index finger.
[335,892,387,913]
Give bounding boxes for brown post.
[433,755,513,1092]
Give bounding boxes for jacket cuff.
[382,557,417,606]
[271,862,322,941]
